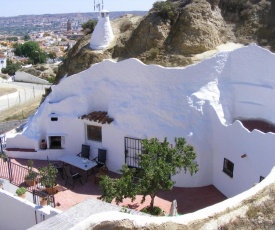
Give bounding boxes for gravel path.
[0,119,28,135]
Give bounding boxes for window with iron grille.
[87,125,102,142]
[223,158,234,178]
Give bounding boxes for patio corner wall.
[212,117,275,198]
[0,189,61,230]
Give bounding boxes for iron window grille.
[87,125,102,142]
[223,158,234,178]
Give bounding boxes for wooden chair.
[94,165,108,184]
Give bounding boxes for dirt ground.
[0,88,17,96]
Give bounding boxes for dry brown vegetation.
[0,95,42,122]
[217,184,275,229]
[0,88,17,97]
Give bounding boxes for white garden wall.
[14,72,49,84]
[212,116,275,198]
[0,189,60,230]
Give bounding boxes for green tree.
[48,52,57,62]
[100,137,199,213]
[81,19,97,33]
[152,0,177,22]
[1,59,20,76]
[13,43,23,56]
[23,34,31,41]
[21,41,40,58]
[100,165,137,204]
[13,41,46,64]
[6,36,18,41]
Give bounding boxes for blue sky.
[0,0,158,17]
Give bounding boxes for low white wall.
[69,166,275,229]
[0,189,60,230]
[212,118,275,198]
[14,72,49,84]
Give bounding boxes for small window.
[51,117,58,121]
[223,158,234,178]
[87,125,102,142]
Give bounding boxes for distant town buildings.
[67,19,72,32]
[0,11,146,65]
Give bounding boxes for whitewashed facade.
[5,45,275,198]
[89,9,114,50]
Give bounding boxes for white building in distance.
[0,53,7,72]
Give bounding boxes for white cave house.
[5,44,275,198]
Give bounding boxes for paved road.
[0,80,51,111]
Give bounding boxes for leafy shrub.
[1,59,21,76]
[152,1,177,22]
[81,19,97,33]
[16,187,27,196]
[148,48,159,60]
[141,206,163,216]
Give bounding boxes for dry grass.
[0,95,42,122]
[217,184,275,229]
[0,88,17,97]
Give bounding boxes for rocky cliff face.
[57,0,275,79]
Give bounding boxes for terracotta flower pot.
[45,185,58,195]
[25,179,36,187]
[40,197,48,206]
[18,193,26,199]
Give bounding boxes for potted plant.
[40,139,47,149]
[38,163,58,195]
[16,187,27,199]
[24,160,38,186]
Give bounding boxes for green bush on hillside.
[152,0,177,22]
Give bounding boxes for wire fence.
[0,86,46,111]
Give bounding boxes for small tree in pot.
[38,163,58,195]
[24,160,38,186]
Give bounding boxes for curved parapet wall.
[30,165,274,229]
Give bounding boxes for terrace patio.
[1,157,227,215]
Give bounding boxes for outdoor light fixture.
[241,154,247,158]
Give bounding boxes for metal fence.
[0,86,45,111]
[0,157,38,192]
[0,157,55,207]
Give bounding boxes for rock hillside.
[57,0,275,79]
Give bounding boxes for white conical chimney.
[89,7,114,50]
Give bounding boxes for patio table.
[59,155,97,182]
